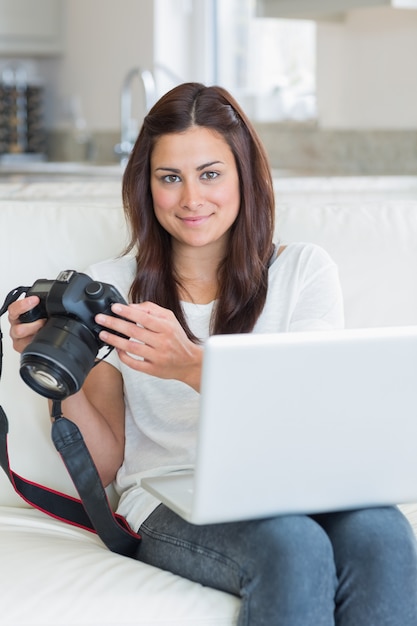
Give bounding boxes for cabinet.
[257,0,417,20]
[0,0,63,55]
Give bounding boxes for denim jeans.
[137,505,417,626]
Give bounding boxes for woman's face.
[150,126,240,256]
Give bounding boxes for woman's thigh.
[138,505,337,626]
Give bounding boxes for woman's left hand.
[96,301,203,392]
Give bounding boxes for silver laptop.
[141,326,417,524]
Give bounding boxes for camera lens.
[23,366,68,395]
[20,317,99,400]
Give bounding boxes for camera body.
[20,269,126,342]
[19,270,127,400]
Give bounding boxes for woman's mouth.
[179,215,211,226]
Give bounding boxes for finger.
[97,306,170,338]
[95,311,140,340]
[113,302,173,324]
[8,296,40,322]
[98,326,157,363]
[117,349,155,374]
[135,301,173,318]
[10,317,45,341]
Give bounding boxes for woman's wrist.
[184,344,203,393]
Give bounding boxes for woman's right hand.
[8,296,46,354]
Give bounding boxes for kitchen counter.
[0,162,124,203]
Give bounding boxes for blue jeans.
[137,505,417,626]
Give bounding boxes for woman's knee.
[238,516,337,624]
[320,507,416,558]
[244,515,337,582]
[317,506,417,586]
[315,507,417,624]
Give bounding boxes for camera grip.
[19,306,44,324]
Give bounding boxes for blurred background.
[0,0,416,175]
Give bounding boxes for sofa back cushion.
[277,202,417,328]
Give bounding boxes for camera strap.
[0,287,141,558]
[0,286,29,379]
[50,401,141,557]
[0,403,141,558]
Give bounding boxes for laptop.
[141,326,417,524]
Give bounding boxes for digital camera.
[19,270,127,400]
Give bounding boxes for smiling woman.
[7,81,417,626]
[150,126,240,262]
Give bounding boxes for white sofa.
[0,176,416,625]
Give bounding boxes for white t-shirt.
[87,242,344,531]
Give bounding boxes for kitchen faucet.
[114,67,156,166]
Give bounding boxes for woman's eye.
[201,171,219,181]
[162,174,181,184]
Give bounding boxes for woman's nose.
[180,181,204,211]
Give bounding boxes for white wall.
[154,0,215,94]
[154,0,191,92]
[317,7,417,129]
[45,0,212,133]
[48,0,155,131]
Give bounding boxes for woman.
[9,83,417,625]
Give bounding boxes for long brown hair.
[122,82,275,341]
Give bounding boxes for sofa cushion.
[0,507,239,625]
[277,201,417,328]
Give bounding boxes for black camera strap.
[0,288,141,558]
[0,402,141,558]
[0,404,94,528]
[0,286,29,379]
[50,401,141,557]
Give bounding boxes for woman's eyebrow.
[155,166,181,173]
[196,160,223,171]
